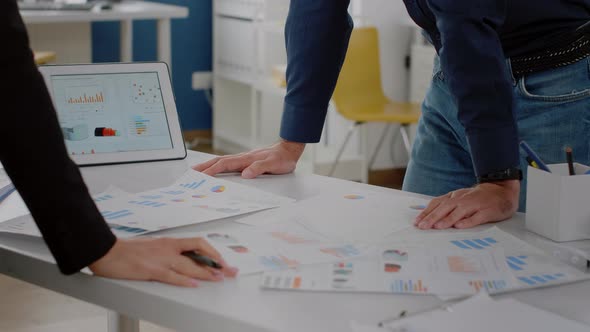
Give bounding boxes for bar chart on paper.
[450,237,498,250]
[389,279,429,294]
[518,273,568,286]
[94,194,114,202]
[469,279,509,292]
[180,180,206,190]
[101,210,134,220]
[129,200,167,208]
[506,256,529,271]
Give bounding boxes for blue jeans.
[403,56,590,211]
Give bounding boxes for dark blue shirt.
[280,0,590,177]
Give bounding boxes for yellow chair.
[329,27,421,181]
[33,51,57,65]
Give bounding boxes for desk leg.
[157,19,172,68]
[121,20,133,62]
[108,311,139,332]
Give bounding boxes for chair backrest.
[332,27,389,116]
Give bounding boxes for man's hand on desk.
[414,180,520,230]
[88,237,239,287]
[193,140,305,178]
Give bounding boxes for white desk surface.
[0,151,589,332]
[20,1,188,24]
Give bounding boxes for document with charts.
[418,227,590,293]
[189,222,373,275]
[0,187,134,238]
[0,171,294,238]
[261,228,590,296]
[260,246,515,296]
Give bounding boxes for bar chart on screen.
[66,85,105,104]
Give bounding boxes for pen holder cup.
[526,163,590,242]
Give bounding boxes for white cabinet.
[212,0,365,181]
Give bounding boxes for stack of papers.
[0,170,293,238]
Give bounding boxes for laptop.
[39,62,187,166]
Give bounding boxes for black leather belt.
[511,21,590,78]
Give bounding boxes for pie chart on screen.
[211,185,226,193]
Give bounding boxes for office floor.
[0,274,173,332]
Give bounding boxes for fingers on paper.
[194,154,254,176]
[192,157,220,172]
[433,206,477,229]
[415,195,445,224]
[416,200,456,229]
[242,159,274,179]
[454,210,494,229]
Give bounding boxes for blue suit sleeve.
[427,0,520,176]
[280,0,353,143]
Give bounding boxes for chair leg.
[400,123,412,159]
[329,121,362,177]
[368,124,392,170]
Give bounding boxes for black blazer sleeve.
[0,1,116,275]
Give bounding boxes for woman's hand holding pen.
[88,237,239,287]
[414,180,520,230]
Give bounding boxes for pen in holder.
[525,163,590,242]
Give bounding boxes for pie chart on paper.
[211,185,226,193]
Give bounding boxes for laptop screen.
[49,72,174,156]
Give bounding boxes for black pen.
[182,251,223,269]
[565,147,575,176]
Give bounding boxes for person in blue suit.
[196,1,590,230]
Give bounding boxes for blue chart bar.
[507,256,527,265]
[181,180,206,190]
[451,237,499,250]
[462,240,483,249]
[102,210,133,220]
[506,256,528,271]
[94,194,113,202]
[108,223,148,234]
[162,190,184,195]
[518,277,536,286]
[491,280,507,290]
[451,240,470,249]
[484,237,497,244]
[129,201,166,208]
[518,273,566,286]
[531,276,547,283]
[140,195,163,199]
[474,239,490,247]
[507,261,523,271]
